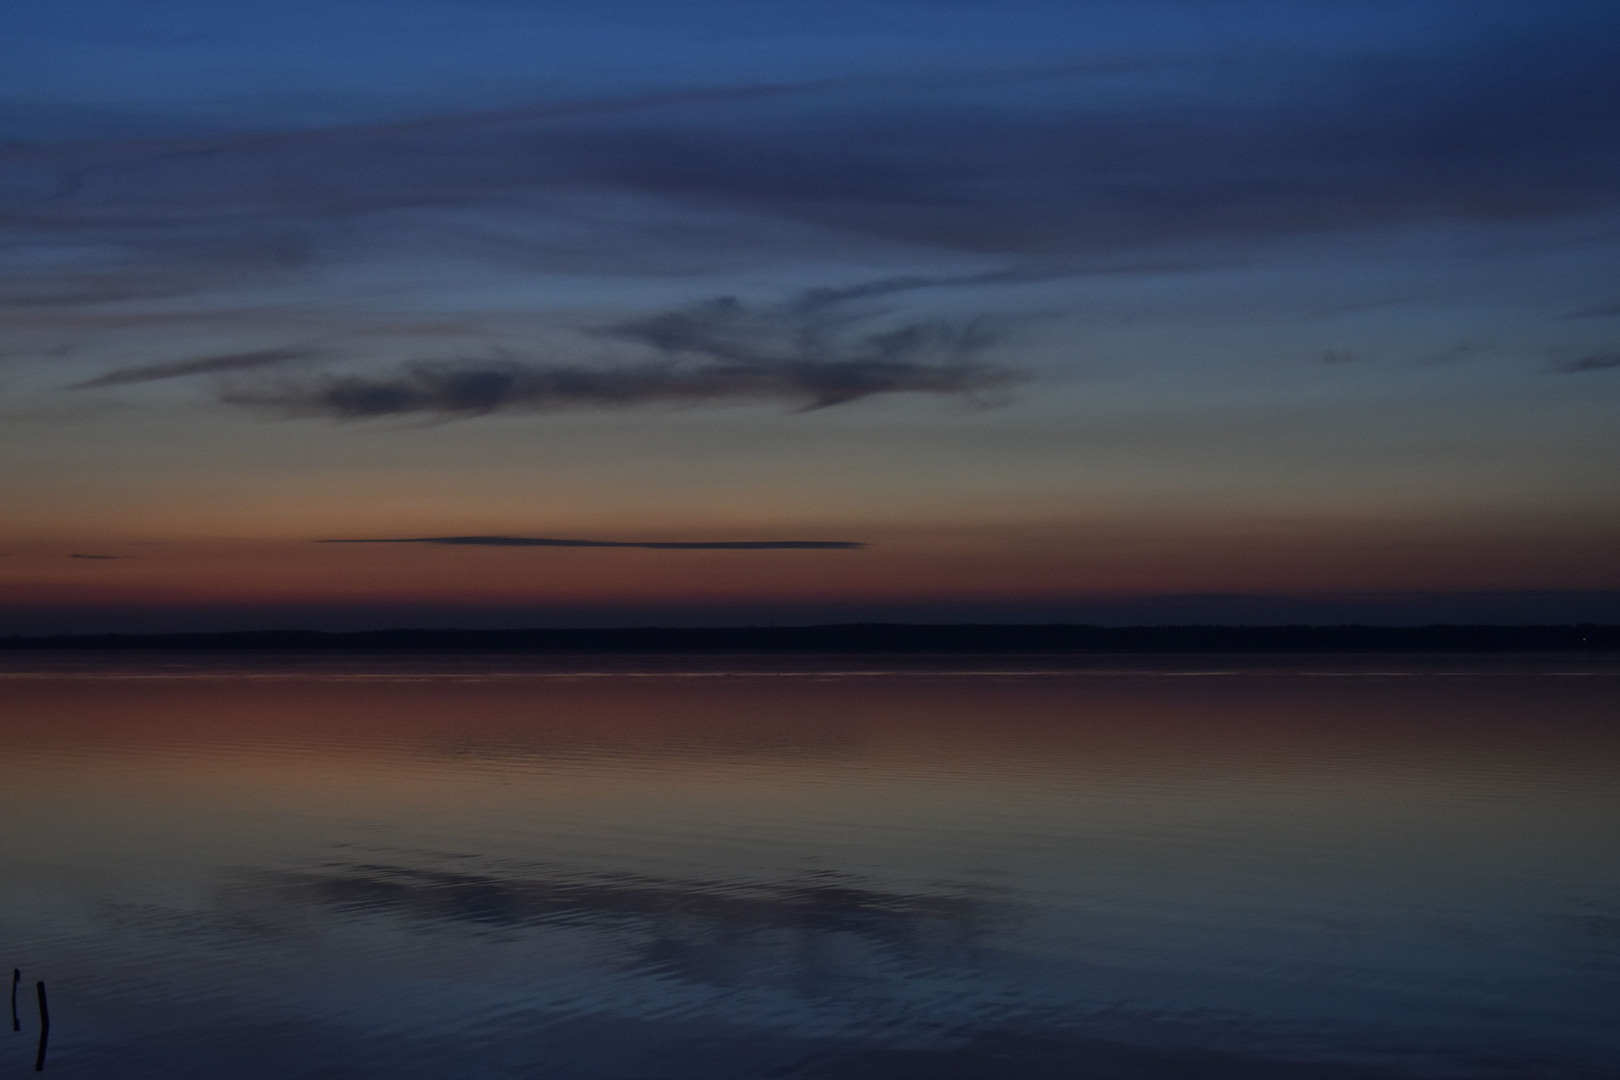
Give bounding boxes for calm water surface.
[0,654,1616,1078]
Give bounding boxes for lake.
[1,654,1616,1078]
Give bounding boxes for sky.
[2,0,1618,631]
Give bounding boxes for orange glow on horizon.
[2,511,1618,616]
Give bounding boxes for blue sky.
[1,0,1618,629]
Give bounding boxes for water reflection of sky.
[1,656,1617,1078]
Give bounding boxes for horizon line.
[318,536,866,550]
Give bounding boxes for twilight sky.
[2,0,1618,631]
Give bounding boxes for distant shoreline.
[2,624,1616,653]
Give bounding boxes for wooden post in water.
[33,982,47,1072]
[10,969,17,1032]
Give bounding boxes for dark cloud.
[72,346,315,388]
[606,285,1003,369]
[1554,353,1620,373]
[1566,302,1620,319]
[7,11,1620,427]
[6,18,1619,280]
[220,285,1023,419]
[532,22,1620,254]
[320,536,863,550]
[69,553,133,559]
[0,58,1161,169]
[787,267,1067,307]
[227,355,1016,418]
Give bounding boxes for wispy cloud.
[0,58,1164,168]
[1554,353,1620,373]
[226,356,1016,418]
[7,20,1617,293]
[535,25,1620,255]
[1566,302,1620,319]
[319,536,864,550]
[8,10,1620,405]
[72,346,316,388]
[69,553,134,560]
[217,284,1024,419]
[607,285,1004,364]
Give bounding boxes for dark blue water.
[1,654,1616,1078]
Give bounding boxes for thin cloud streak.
[605,287,1005,372]
[0,57,1169,165]
[7,21,1618,277]
[226,357,1018,418]
[219,286,1023,419]
[1554,353,1620,373]
[5,11,1618,418]
[72,346,316,388]
[319,536,865,550]
[1566,302,1620,319]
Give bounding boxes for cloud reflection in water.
[1,657,1618,1078]
[228,861,1005,988]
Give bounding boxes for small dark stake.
[33,982,47,1072]
[10,969,17,1032]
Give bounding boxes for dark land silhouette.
[1,623,1615,652]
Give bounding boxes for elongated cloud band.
[73,347,318,389]
[227,357,1019,418]
[319,536,865,550]
[213,285,1023,419]
[1555,353,1620,373]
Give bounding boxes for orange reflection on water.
[2,656,1619,1079]
[2,658,1615,843]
